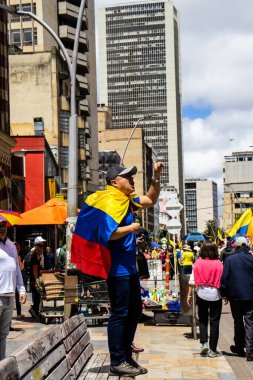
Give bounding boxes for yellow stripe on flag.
[85,185,141,224]
[227,208,252,237]
[169,239,175,247]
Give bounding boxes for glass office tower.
[98,0,184,204]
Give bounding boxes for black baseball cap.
[106,165,137,184]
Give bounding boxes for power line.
[196,201,245,212]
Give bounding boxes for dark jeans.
[107,273,142,366]
[15,289,21,316]
[230,299,253,354]
[169,256,174,279]
[197,296,222,352]
[30,283,40,314]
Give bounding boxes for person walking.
[71,162,163,377]
[181,244,195,274]
[188,242,223,357]
[0,216,26,360]
[220,240,235,264]
[14,241,26,319]
[57,244,66,270]
[220,236,253,361]
[175,244,183,275]
[168,244,175,280]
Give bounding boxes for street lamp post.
[120,114,159,166]
[1,2,87,319]
[0,1,86,255]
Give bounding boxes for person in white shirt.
[0,216,26,360]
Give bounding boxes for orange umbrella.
[0,210,22,226]
[15,198,68,225]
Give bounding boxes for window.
[78,129,86,148]
[34,117,44,135]
[59,111,70,133]
[12,3,37,22]
[10,28,37,46]
[23,28,33,45]
[60,147,69,169]
[11,29,21,45]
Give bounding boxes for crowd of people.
[0,226,67,360]
[186,237,253,362]
[137,235,253,362]
[1,160,253,377]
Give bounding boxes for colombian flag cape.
[71,185,141,279]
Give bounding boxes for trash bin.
[179,274,192,315]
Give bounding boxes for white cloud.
[172,0,253,192]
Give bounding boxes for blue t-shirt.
[108,200,140,277]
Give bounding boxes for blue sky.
[182,105,212,120]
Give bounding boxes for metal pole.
[173,234,177,291]
[120,117,145,166]
[227,184,243,214]
[0,3,87,320]
[17,11,73,76]
[2,5,86,221]
[67,0,86,220]
[120,113,159,166]
[231,193,234,226]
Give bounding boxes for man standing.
[72,162,163,376]
[44,246,55,270]
[29,236,46,319]
[0,216,26,360]
[220,236,253,361]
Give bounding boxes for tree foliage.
[203,220,218,240]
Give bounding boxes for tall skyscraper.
[97,0,184,204]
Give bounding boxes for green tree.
[204,220,219,240]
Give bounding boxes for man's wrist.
[151,177,160,183]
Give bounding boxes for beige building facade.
[98,105,155,231]
[7,0,99,199]
[223,151,253,229]
[185,179,218,233]
[0,2,15,209]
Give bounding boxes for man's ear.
[110,179,118,187]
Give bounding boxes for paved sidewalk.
[91,322,235,380]
[6,294,253,379]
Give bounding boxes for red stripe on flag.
[71,234,111,279]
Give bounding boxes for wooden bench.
[0,314,131,380]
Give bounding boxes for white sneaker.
[200,342,209,356]
[208,350,222,358]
